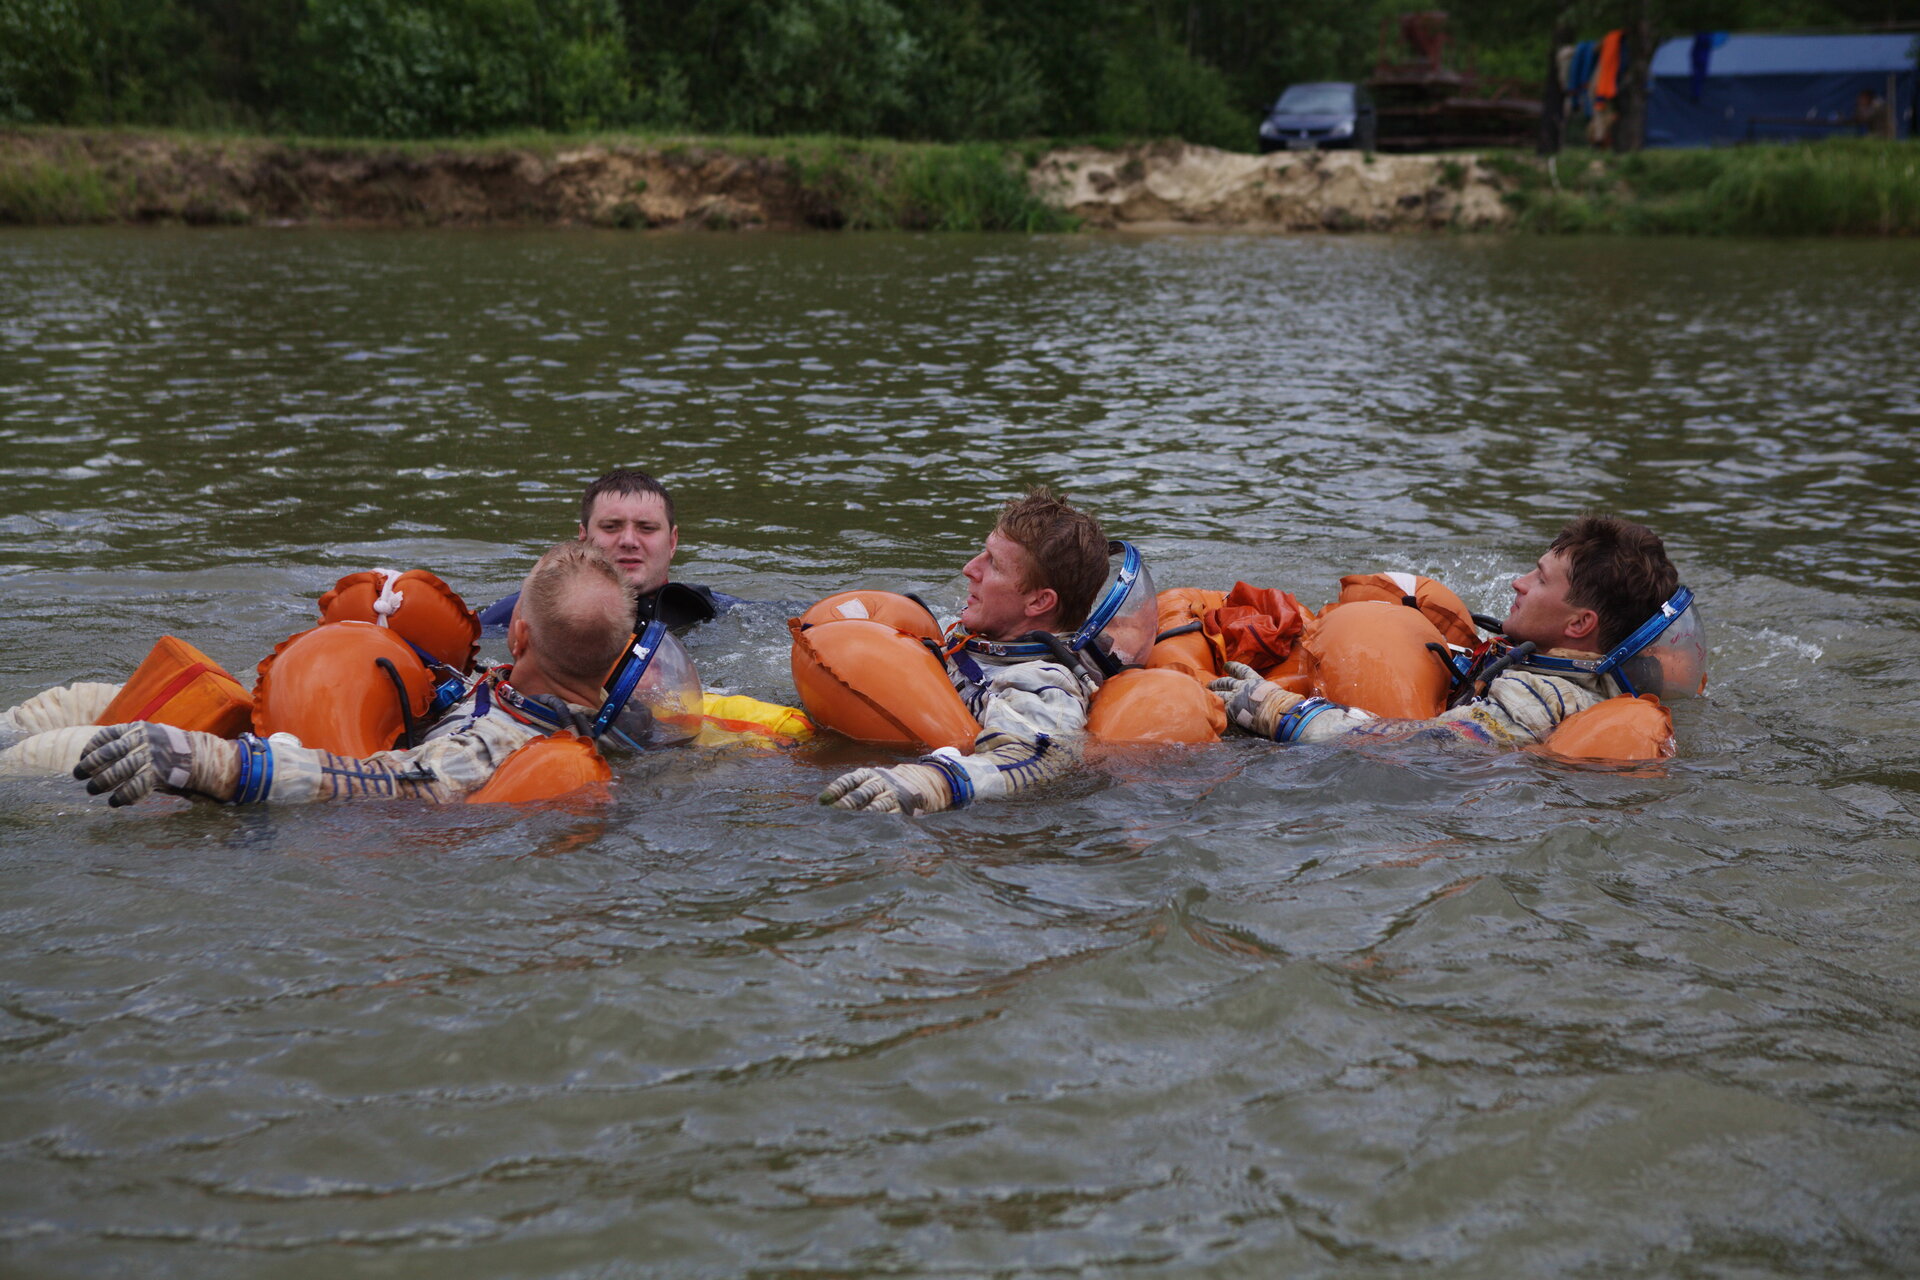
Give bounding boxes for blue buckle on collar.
[961,635,1057,661]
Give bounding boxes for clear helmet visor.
[1610,591,1708,699]
[1071,541,1159,669]
[594,624,704,750]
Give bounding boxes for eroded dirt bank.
[0,131,833,228]
[1,131,1520,230]
[1034,142,1516,231]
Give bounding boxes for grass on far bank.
[0,126,1078,231]
[782,141,1077,232]
[6,126,1916,236]
[1487,138,1920,236]
[0,151,120,223]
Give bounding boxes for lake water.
[2,226,1918,1277]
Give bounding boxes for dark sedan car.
[1258,81,1377,153]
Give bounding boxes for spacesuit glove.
[1207,661,1303,740]
[819,762,955,815]
[74,722,240,807]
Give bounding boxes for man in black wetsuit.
[477,468,739,633]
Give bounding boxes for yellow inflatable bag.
[687,693,815,748]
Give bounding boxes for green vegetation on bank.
[0,149,117,223]
[0,129,1078,231]
[792,142,1075,232]
[1490,139,1920,235]
[2,0,1899,150]
[0,0,1261,149]
[8,127,1914,236]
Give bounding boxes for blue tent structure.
[1646,32,1917,147]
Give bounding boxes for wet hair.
[581,468,676,529]
[1551,513,1679,652]
[995,487,1110,631]
[518,542,637,686]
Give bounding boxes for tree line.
[0,0,1900,146]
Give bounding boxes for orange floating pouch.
[1087,667,1225,744]
[1538,694,1674,763]
[1147,587,1227,680]
[467,732,612,805]
[96,636,254,739]
[1204,583,1311,676]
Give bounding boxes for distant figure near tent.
[1646,33,1915,147]
[1853,89,1892,138]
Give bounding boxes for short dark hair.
[581,468,676,529]
[1551,513,1679,652]
[995,487,1110,631]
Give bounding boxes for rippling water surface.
[3,227,1918,1277]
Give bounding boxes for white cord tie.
[373,569,405,626]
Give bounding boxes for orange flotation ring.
[1299,600,1454,720]
[788,595,979,751]
[1537,694,1674,763]
[1336,572,1480,650]
[1087,667,1225,744]
[795,589,944,643]
[318,569,480,673]
[253,621,435,756]
[1148,587,1227,680]
[97,636,254,738]
[466,732,612,804]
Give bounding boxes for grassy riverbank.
[1493,140,1920,236]
[3,128,1916,235]
[0,129,1077,232]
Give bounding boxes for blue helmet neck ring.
[1070,541,1141,655]
[592,620,669,739]
[1522,586,1697,696]
[1067,540,1142,679]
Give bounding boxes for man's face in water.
[959,529,1056,641]
[579,491,678,597]
[1505,548,1598,651]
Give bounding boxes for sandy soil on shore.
[2,131,1521,231]
[1034,140,1516,231]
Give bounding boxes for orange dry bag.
[1300,600,1454,720]
[318,569,481,673]
[466,732,612,804]
[1538,694,1673,763]
[1205,582,1313,678]
[96,636,254,738]
[789,610,979,752]
[253,621,435,756]
[1336,572,1481,650]
[1087,667,1225,744]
